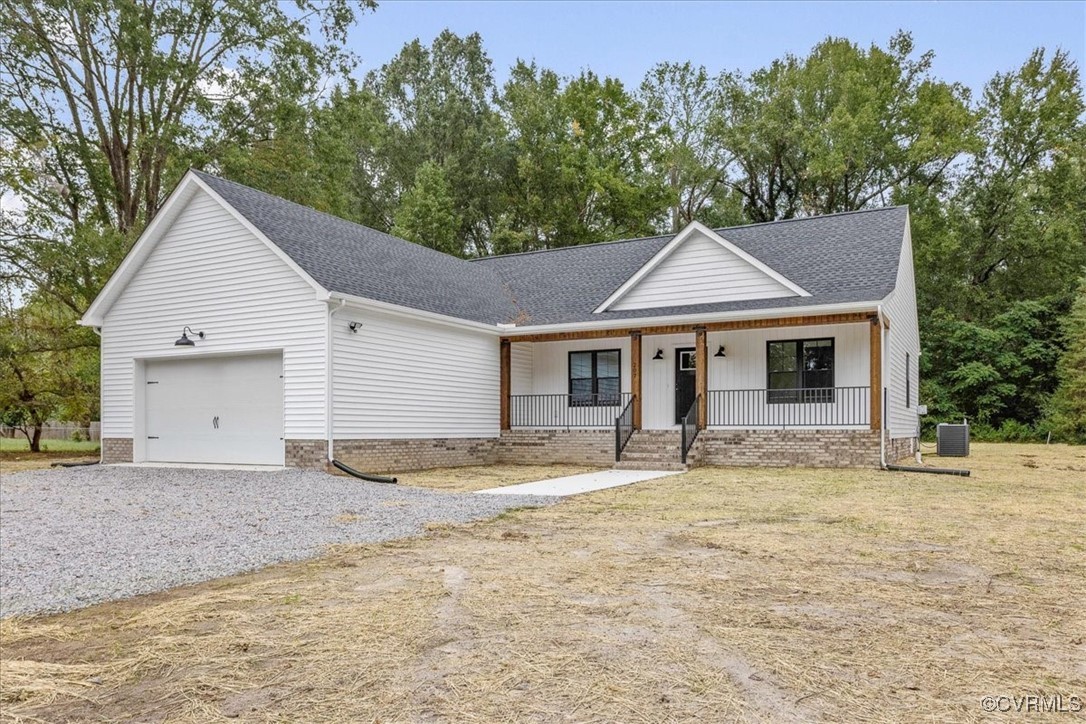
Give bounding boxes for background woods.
[2,2,1083,443]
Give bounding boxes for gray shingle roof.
[194,171,517,324]
[472,207,908,325]
[195,171,906,327]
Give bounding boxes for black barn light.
[714,345,727,358]
[174,326,205,346]
[652,349,664,360]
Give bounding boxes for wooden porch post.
[869,317,881,431]
[500,337,511,431]
[695,327,707,429]
[630,331,642,429]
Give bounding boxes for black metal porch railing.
[614,396,636,461]
[680,394,700,464]
[707,387,870,427]
[510,392,633,429]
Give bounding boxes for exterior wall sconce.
[714,345,727,358]
[348,321,361,333]
[652,349,664,360]
[174,326,204,347]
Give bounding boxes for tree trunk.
[29,425,42,453]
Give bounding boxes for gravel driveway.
[0,466,554,617]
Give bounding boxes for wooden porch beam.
[695,327,707,429]
[500,337,511,431]
[630,331,642,429]
[869,318,881,432]
[504,311,876,344]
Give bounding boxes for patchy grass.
[393,463,602,492]
[0,438,99,454]
[0,439,99,473]
[1,443,1083,722]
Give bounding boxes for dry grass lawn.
[2,443,1084,722]
[395,463,601,492]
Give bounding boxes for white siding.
[514,337,632,428]
[884,224,921,439]
[100,190,327,453]
[610,230,797,311]
[511,342,533,395]
[641,333,696,429]
[332,309,499,438]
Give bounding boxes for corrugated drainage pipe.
[332,459,398,484]
[885,463,970,477]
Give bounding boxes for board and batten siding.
[884,224,921,439]
[100,189,328,449]
[609,230,797,311]
[332,308,499,438]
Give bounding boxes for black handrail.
[510,392,632,429]
[680,394,700,464]
[614,395,636,462]
[706,387,870,427]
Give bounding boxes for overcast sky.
[348,0,1086,95]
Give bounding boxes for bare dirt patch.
[2,443,1083,722]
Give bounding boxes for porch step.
[614,460,688,472]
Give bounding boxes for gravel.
[0,466,555,617]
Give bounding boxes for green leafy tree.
[640,62,741,231]
[1045,276,1086,443]
[495,63,669,252]
[0,0,370,314]
[362,30,506,255]
[0,292,98,452]
[390,161,461,256]
[716,32,975,222]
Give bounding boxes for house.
[80,170,920,471]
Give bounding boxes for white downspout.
[326,298,346,463]
[92,326,103,465]
[877,304,887,469]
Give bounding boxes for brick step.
[622,451,680,460]
[614,460,688,472]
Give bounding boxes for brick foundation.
[101,437,133,464]
[331,438,496,473]
[886,435,919,463]
[284,439,329,469]
[493,430,615,466]
[694,429,882,468]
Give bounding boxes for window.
[569,349,621,406]
[905,352,911,408]
[766,338,834,403]
[678,350,696,371]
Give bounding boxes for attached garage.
[143,353,285,466]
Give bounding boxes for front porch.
[499,312,886,467]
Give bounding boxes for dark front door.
[675,347,696,424]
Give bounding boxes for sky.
[347,0,1086,95]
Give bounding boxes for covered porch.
[499,312,886,460]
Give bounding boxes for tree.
[495,63,669,252]
[390,161,461,256]
[1046,276,1086,443]
[362,30,506,255]
[1,0,370,313]
[640,62,739,231]
[0,292,97,452]
[715,32,975,222]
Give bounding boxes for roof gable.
[595,221,808,312]
[82,173,326,327]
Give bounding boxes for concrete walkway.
[476,469,682,497]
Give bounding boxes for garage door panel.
[145,353,284,465]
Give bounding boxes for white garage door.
[144,353,284,465]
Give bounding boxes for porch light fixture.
[174,326,204,347]
[348,321,360,333]
[652,349,664,360]
[714,345,727,358]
